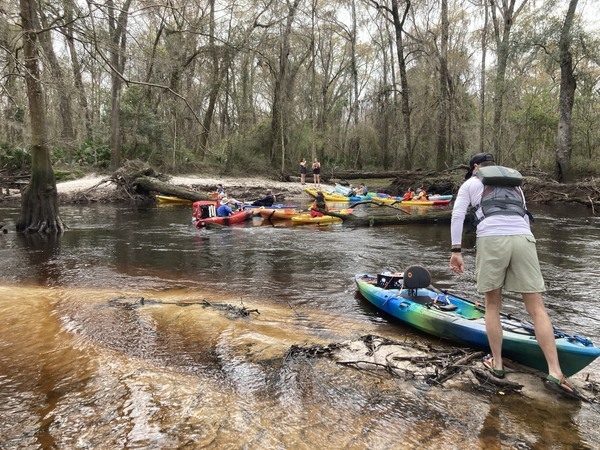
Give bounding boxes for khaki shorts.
[475,235,545,294]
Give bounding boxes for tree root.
[283,334,600,402]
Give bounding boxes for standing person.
[312,158,321,186]
[299,159,307,185]
[449,152,579,397]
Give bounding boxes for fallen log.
[318,206,452,226]
[132,175,214,202]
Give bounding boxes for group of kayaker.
[214,184,276,217]
[402,185,428,201]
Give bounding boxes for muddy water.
[1,201,599,449]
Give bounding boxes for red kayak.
[192,201,253,227]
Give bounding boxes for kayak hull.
[334,184,375,201]
[427,194,453,201]
[156,195,193,204]
[305,187,350,203]
[259,208,300,220]
[355,274,600,376]
[291,214,342,225]
[371,197,451,206]
[194,209,253,227]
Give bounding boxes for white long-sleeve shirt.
[450,177,532,246]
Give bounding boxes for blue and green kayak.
[355,271,600,376]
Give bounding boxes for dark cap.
[465,153,495,179]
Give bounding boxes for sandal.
[483,355,505,379]
[544,374,582,400]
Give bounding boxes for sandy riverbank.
[1,173,333,205]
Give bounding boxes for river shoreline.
[1,169,598,213]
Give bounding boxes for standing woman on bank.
[299,158,307,185]
[312,158,321,187]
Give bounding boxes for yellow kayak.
[371,196,406,205]
[305,187,350,202]
[291,213,343,225]
[259,208,300,220]
[156,195,193,204]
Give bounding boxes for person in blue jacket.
[217,198,234,217]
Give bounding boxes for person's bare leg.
[522,292,563,380]
[484,288,504,370]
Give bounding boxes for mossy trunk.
[16,0,64,234]
[16,150,64,233]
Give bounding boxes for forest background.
[1,0,599,185]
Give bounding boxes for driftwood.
[284,335,599,401]
[286,335,488,387]
[133,175,213,201]
[317,203,452,226]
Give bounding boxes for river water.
[1,199,599,449]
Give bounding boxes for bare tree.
[370,0,413,169]
[63,0,93,141]
[16,0,64,233]
[489,0,528,163]
[555,0,578,183]
[270,0,302,172]
[99,0,132,170]
[435,0,448,171]
[479,0,489,153]
[36,1,76,151]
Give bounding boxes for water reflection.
[0,201,599,448]
[16,233,62,285]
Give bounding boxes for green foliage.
[569,155,600,177]
[73,141,111,168]
[0,143,31,173]
[219,119,274,174]
[120,85,168,161]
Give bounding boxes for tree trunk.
[132,176,214,201]
[390,0,413,169]
[270,0,301,170]
[350,0,362,168]
[107,0,133,170]
[198,0,219,159]
[16,0,64,234]
[64,0,92,141]
[36,2,76,150]
[479,2,489,153]
[490,1,528,163]
[435,0,449,171]
[321,207,452,227]
[555,0,578,183]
